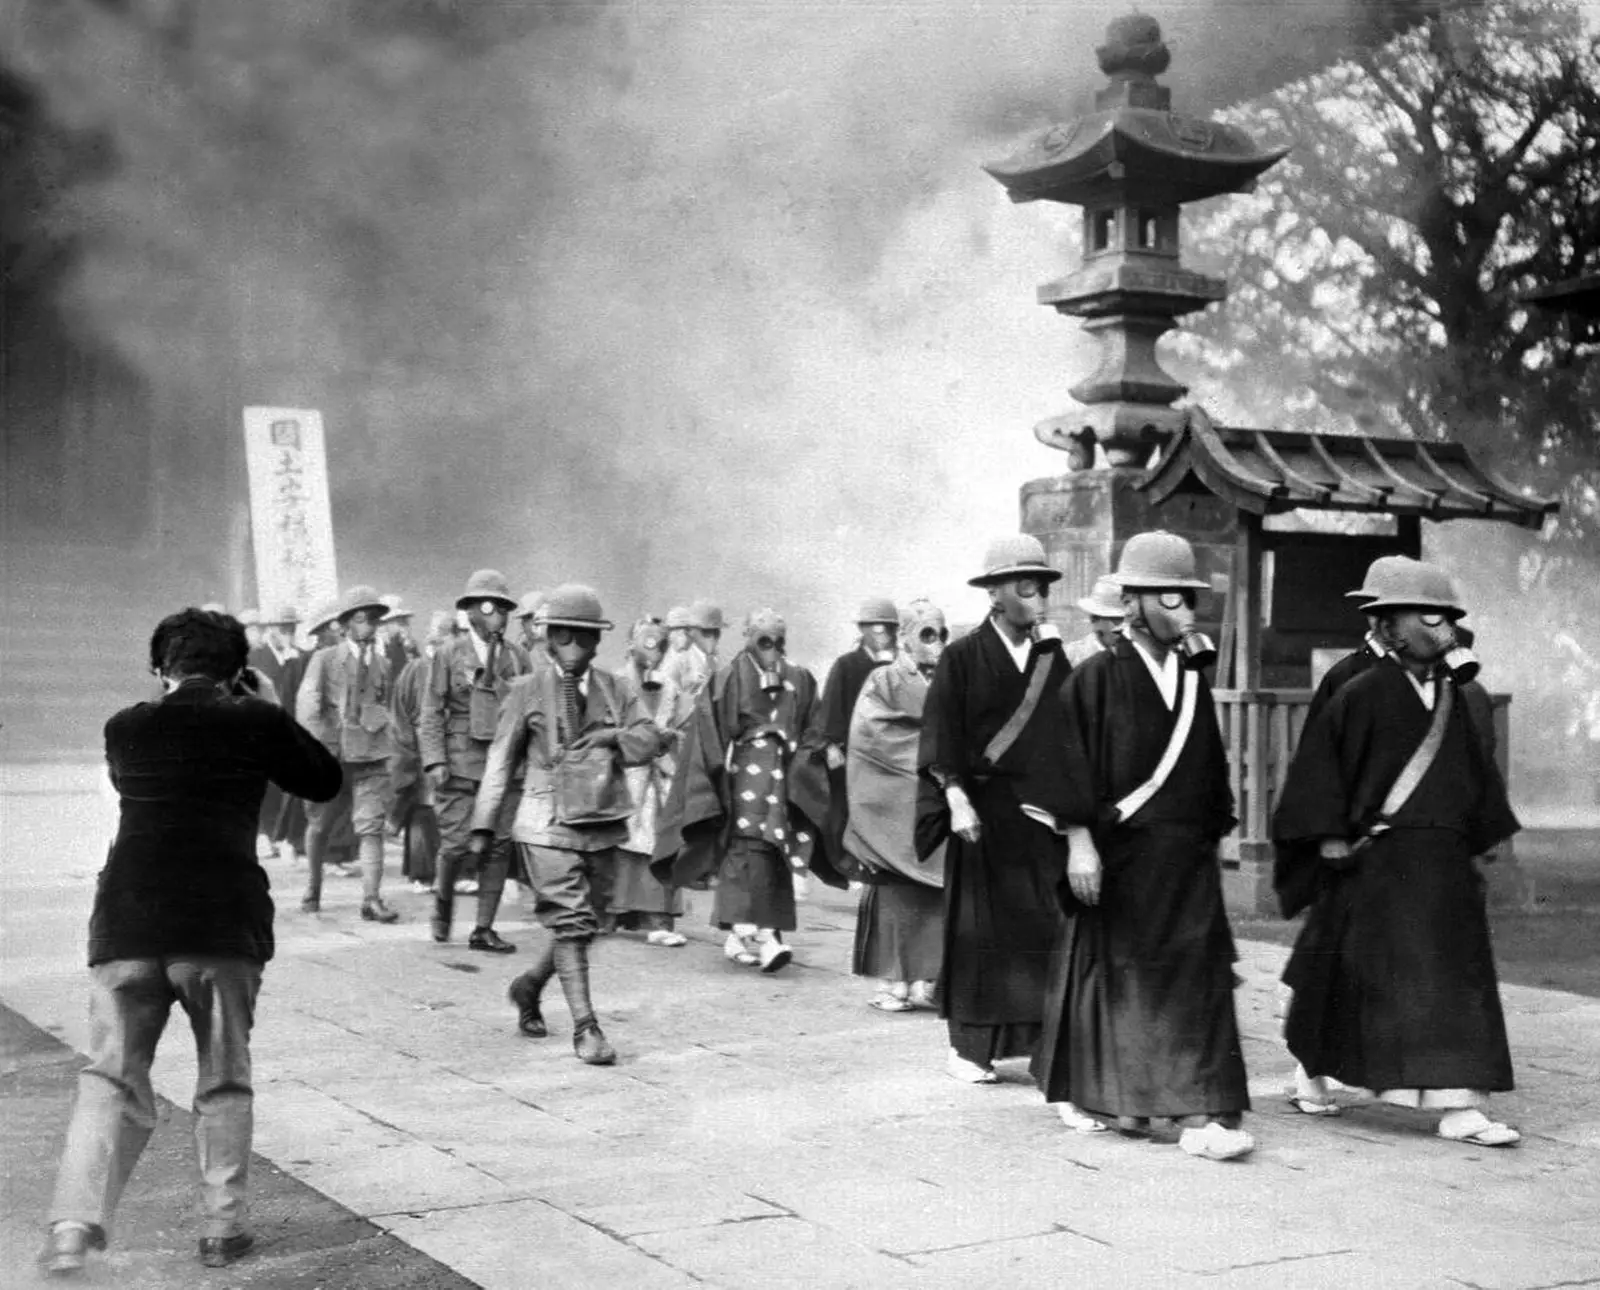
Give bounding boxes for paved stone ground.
[5,763,1600,1289]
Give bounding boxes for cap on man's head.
[1076,576,1127,619]
[263,604,300,627]
[745,608,786,637]
[380,593,413,623]
[1106,531,1210,591]
[689,599,725,631]
[967,535,1061,588]
[856,596,899,626]
[456,569,517,612]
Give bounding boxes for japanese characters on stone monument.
[241,406,338,631]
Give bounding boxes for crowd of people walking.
[36,529,1525,1277]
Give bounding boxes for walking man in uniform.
[420,569,532,951]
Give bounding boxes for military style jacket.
[295,640,396,765]
[418,631,533,782]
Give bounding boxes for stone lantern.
[984,13,1287,468]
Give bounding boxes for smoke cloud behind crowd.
[7,0,1441,659]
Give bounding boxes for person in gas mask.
[474,586,667,1064]
[916,535,1075,1086]
[652,608,844,973]
[819,597,899,878]
[1272,560,1520,1147]
[846,600,948,1012]
[1033,530,1254,1160]
[513,589,548,658]
[657,599,724,733]
[608,616,688,945]
[1064,576,1125,668]
[295,587,402,922]
[419,570,533,951]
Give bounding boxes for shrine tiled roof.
[1139,408,1558,529]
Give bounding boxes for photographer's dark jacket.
[90,680,343,965]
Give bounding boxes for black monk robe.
[1272,661,1518,1096]
[916,621,1073,1040]
[1031,637,1248,1120]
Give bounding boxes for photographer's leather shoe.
[468,927,516,953]
[360,899,399,923]
[198,1232,255,1269]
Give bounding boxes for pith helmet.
[1107,531,1210,591]
[455,569,517,611]
[688,599,725,631]
[665,605,693,630]
[1076,576,1127,619]
[263,604,300,627]
[514,589,547,622]
[745,608,787,636]
[967,535,1062,588]
[305,600,342,637]
[856,596,899,626]
[540,583,614,631]
[1360,560,1467,618]
[1346,554,1418,602]
[338,584,388,622]
[380,594,413,623]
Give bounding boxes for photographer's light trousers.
[49,955,261,1240]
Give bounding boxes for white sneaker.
[757,937,792,973]
[946,1048,998,1085]
[1178,1122,1255,1161]
[723,932,758,966]
[646,929,688,947]
[1056,1102,1108,1134]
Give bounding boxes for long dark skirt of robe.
[1032,821,1248,1118]
[853,877,943,981]
[1284,827,1512,1092]
[1274,661,1517,1094]
[939,779,1063,1038]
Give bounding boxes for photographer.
[39,609,342,1278]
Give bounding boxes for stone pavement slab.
[8,768,1600,1288]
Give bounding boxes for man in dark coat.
[1033,530,1253,1160]
[38,609,341,1278]
[916,535,1074,1085]
[1272,559,1521,1147]
[819,597,899,871]
[652,608,845,973]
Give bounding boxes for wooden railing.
[1212,689,1313,868]
[1211,687,1513,872]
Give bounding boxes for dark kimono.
[820,645,888,874]
[388,655,437,883]
[1272,661,1518,1096]
[652,652,845,929]
[917,620,1073,1064]
[268,649,315,853]
[1031,637,1248,1120]
[249,643,296,838]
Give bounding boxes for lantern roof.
[1139,408,1558,529]
[983,15,1288,207]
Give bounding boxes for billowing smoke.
[4,0,1405,662]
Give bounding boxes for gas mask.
[468,602,508,643]
[899,601,948,677]
[744,610,787,688]
[629,624,667,689]
[689,626,721,659]
[344,610,378,646]
[860,623,898,663]
[1379,611,1480,684]
[547,625,600,677]
[989,577,1049,633]
[1127,590,1217,671]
